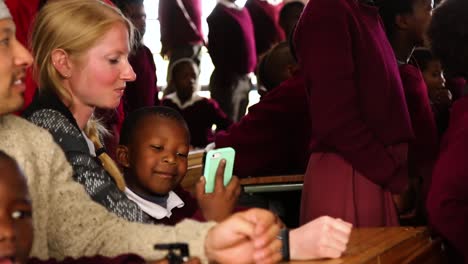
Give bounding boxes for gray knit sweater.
[0,115,214,261]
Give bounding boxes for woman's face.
[0,19,33,115]
[67,22,136,111]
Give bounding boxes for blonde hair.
[31,0,133,191]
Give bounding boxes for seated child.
[116,106,240,225]
[411,47,452,137]
[162,59,232,149]
[0,150,199,264]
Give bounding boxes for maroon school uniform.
[295,0,413,226]
[162,93,232,148]
[245,0,285,56]
[123,44,158,115]
[215,73,310,178]
[400,64,439,183]
[427,95,468,263]
[158,0,204,50]
[207,2,257,121]
[155,187,204,226]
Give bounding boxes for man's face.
[0,19,33,115]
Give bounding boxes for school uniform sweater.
[294,0,413,193]
[123,44,159,115]
[245,0,285,56]
[0,115,214,261]
[162,93,232,148]
[215,73,310,177]
[427,95,468,263]
[207,3,257,75]
[159,0,204,50]
[295,0,413,226]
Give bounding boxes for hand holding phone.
[196,147,240,222]
[203,147,235,193]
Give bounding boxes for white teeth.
[14,79,23,85]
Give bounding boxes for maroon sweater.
[245,0,285,56]
[399,64,439,182]
[159,0,203,49]
[427,96,468,263]
[123,44,158,115]
[294,0,413,193]
[215,73,310,177]
[207,4,257,75]
[162,95,232,148]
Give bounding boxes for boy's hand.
[195,159,241,222]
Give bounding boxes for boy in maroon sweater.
[426,0,468,261]
[207,0,257,121]
[377,0,437,224]
[295,0,413,227]
[162,59,232,149]
[116,106,240,225]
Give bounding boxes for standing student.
[113,0,159,114]
[295,0,413,227]
[377,0,437,224]
[207,0,257,121]
[245,0,284,57]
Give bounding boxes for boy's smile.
[120,115,190,197]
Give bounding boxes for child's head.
[168,59,199,103]
[117,106,190,197]
[112,0,146,42]
[429,0,468,78]
[0,151,33,264]
[257,41,298,97]
[411,48,445,92]
[279,1,304,39]
[377,0,433,46]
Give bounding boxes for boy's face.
[174,63,197,102]
[407,0,433,45]
[423,60,446,92]
[0,158,33,264]
[0,19,33,115]
[124,3,146,40]
[123,116,190,196]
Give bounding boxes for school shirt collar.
[124,187,185,220]
[218,0,245,10]
[165,92,204,110]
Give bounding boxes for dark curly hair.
[119,106,189,146]
[375,0,417,41]
[111,0,144,12]
[429,0,468,77]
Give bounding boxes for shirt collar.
[125,188,185,220]
[165,92,204,109]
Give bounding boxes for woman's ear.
[50,49,73,78]
[115,145,130,168]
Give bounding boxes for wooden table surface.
[287,227,445,264]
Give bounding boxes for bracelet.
[277,228,290,261]
[95,147,106,157]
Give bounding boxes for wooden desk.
[287,227,446,264]
[241,175,304,193]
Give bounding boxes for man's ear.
[50,49,73,78]
[116,145,130,168]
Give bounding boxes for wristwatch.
[277,228,290,261]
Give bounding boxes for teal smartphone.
[203,147,235,193]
